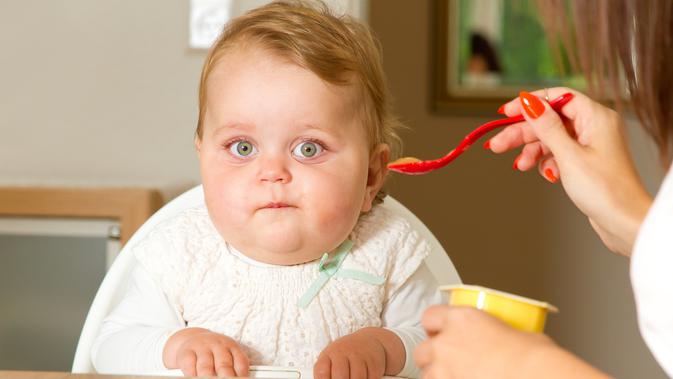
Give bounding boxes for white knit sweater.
[92,204,443,378]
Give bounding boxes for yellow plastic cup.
[439,285,558,333]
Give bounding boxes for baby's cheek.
[206,191,249,227]
[314,196,361,233]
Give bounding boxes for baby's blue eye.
[292,141,323,158]
[229,140,257,157]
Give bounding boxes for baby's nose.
[258,156,292,184]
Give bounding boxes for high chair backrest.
[71,185,461,374]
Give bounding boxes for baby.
[92,1,442,378]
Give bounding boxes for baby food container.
[439,285,558,333]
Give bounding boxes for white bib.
[134,204,430,367]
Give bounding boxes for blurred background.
[0,0,666,377]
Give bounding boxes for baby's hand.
[163,327,249,377]
[314,328,390,379]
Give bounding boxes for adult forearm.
[597,189,652,257]
[521,343,613,379]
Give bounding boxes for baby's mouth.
[261,202,294,209]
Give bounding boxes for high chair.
[71,185,461,377]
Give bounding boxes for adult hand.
[163,327,249,377]
[414,305,609,379]
[488,88,652,256]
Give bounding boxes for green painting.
[438,0,584,108]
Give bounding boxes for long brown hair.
[540,0,673,163]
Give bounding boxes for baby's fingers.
[330,355,350,379]
[212,346,236,377]
[195,349,216,377]
[231,347,250,377]
[349,356,367,379]
[314,354,332,379]
[177,350,198,377]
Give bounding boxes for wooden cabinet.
[0,188,162,371]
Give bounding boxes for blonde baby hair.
[196,0,404,203]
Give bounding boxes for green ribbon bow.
[297,239,385,309]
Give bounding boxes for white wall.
[0,0,205,198]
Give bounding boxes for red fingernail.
[512,155,521,170]
[544,168,558,183]
[497,104,506,115]
[483,140,491,150]
[519,91,545,119]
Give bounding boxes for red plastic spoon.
[387,92,574,175]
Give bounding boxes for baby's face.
[196,47,384,265]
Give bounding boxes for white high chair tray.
[151,365,406,378]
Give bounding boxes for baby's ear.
[361,143,390,213]
[194,136,202,157]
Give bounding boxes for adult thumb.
[519,91,578,158]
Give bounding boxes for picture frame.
[433,0,583,113]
